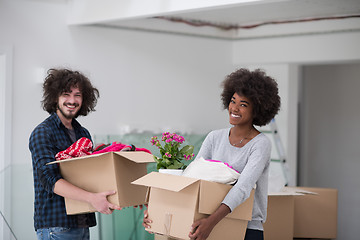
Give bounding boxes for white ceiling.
[159,0,360,25]
[78,0,360,39]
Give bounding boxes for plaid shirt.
[29,113,96,230]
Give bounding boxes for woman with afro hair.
[188,68,281,240]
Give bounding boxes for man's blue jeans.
[36,227,89,240]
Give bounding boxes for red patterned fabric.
[55,137,93,160]
[55,138,152,160]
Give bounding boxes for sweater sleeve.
[195,131,214,160]
[222,136,271,211]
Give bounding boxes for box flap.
[285,186,317,195]
[47,151,154,165]
[132,172,199,192]
[198,180,254,220]
[47,152,109,165]
[114,151,154,163]
[268,186,318,196]
[146,181,200,239]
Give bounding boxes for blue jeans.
[36,227,89,240]
[244,229,264,240]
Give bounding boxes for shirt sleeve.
[195,131,214,160]
[29,125,63,194]
[222,137,271,211]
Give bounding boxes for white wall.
[2,0,360,239]
[1,0,233,239]
[232,31,360,64]
[0,0,234,164]
[0,44,13,240]
[0,54,6,218]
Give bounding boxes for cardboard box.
[132,172,255,240]
[154,234,172,240]
[292,187,338,239]
[264,187,338,240]
[154,234,174,240]
[49,151,154,214]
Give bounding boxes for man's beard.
[57,103,79,119]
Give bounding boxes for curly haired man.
[29,68,121,240]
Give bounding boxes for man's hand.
[142,207,153,232]
[133,204,145,210]
[89,190,122,214]
[54,179,122,214]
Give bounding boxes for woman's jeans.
[36,227,89,240]
[244,229,264,240]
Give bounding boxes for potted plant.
[150,132,194,175]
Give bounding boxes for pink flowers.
[150,136,160,147]
[184,153,195,160]
[161,132,185,144]
[151,132,195,170]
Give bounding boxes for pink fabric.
[204,159,240,173]
[92,142,128,154]
[91,142,152,155]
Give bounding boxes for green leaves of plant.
[151,133,195,170]
[180,145,194,155]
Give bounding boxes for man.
[29,68,121,240]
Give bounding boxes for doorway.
[298,63,360,239]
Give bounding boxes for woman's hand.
[189,217,216,240]
[189,203,231,240]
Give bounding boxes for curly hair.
[221,68,281,126]
[42,68,99,117]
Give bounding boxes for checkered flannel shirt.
[29,113,96,230]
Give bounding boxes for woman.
[144,68,281,240]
